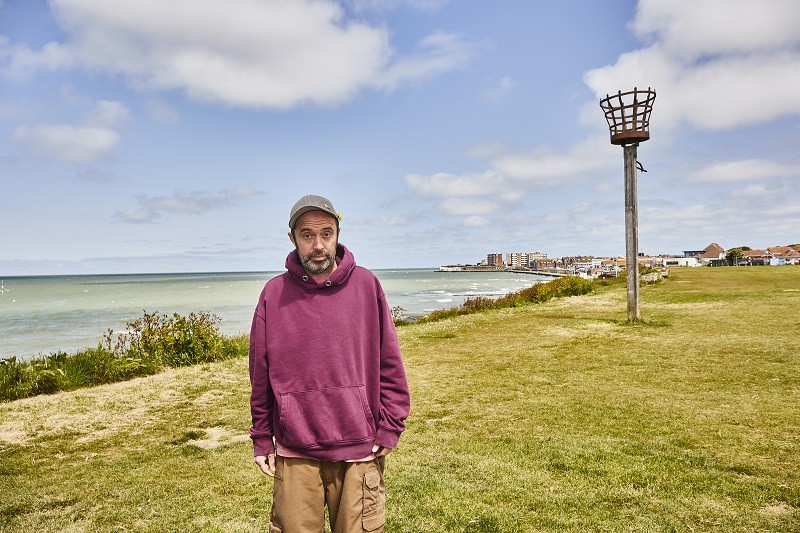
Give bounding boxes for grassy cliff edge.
[1,267,798,531]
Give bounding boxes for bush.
[0,357,60,401]
[391,306,410,327]
[109,311,228,367]
[416,276,593,325]
[0,311,248,402]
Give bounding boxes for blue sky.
[1,0,799,275]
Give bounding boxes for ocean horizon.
[0,268,551,361]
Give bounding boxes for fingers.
[371,445,393,457]
[254,454,276,477]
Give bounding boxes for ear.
[288,231,296,247]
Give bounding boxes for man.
[249,194,411,533]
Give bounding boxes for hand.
[255,454,276,477]
[371,444,393,457]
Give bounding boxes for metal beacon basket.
[599,87,656,145]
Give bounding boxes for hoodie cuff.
[252,436,275,457]
[374,427,401,449]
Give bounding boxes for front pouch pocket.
[279,385,374,449]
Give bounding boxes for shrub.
[391,306,410,327]
[1,311,247,402]
[416,276,593,325]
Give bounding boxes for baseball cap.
[289,194,339,229]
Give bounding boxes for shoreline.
[1,269,547,360]
[437,266,575,278]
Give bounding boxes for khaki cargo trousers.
[269,456,385,533]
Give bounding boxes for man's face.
[289,210,339,277]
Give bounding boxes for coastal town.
[439,242,800,278]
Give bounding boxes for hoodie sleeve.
[248,296,275,457]
[374,291,411,449]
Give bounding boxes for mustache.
[300,250,335,275]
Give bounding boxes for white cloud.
[374,31,471,91]
[643,203,719,222]
[689,159,800,184]
[726,178,799,202]
[593,182,615,194]
[770,203,800,217]
[585,0,800,132]
[464,216,489,227]
[632,0,800,59]
[680,52,800,130]
[404,136,620,221]
[404,170,523,220]
[490,136,616,187]
[117,208,159,224]
[85,100,130,127]
[376,216,408,226]
[404,170,509,198]
[116,187,259,223]
[404,0,800,235]
[726,183,779,199]
[571,202,589,213]
[12,123,120,163]
[484,76,514,102]
[1,0,470,110]
[0,36,74,80]
[11,100,129,163]
[439,197,498,216]
[346,0,449,13]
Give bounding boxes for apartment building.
[486,253,505,268]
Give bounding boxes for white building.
[663,257,700,267]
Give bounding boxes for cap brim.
[289,207,338,228]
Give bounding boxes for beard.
[300,251,335,276]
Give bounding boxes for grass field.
[1,266,798,532]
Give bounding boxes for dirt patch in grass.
[0,425,27,445]
[759,502,794,516]
[186,426,250,449]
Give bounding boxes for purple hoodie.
[248,243,410,461]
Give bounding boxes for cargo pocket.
[362,465,385,532]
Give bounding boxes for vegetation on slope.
[0,311,247,401]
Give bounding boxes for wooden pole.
[623,143,641,322]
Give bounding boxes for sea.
[0,269,550,361]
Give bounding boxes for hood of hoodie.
[285,243,356,291]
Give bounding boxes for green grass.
[1,266,798,531]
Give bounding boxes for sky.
[1,0,799,275]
